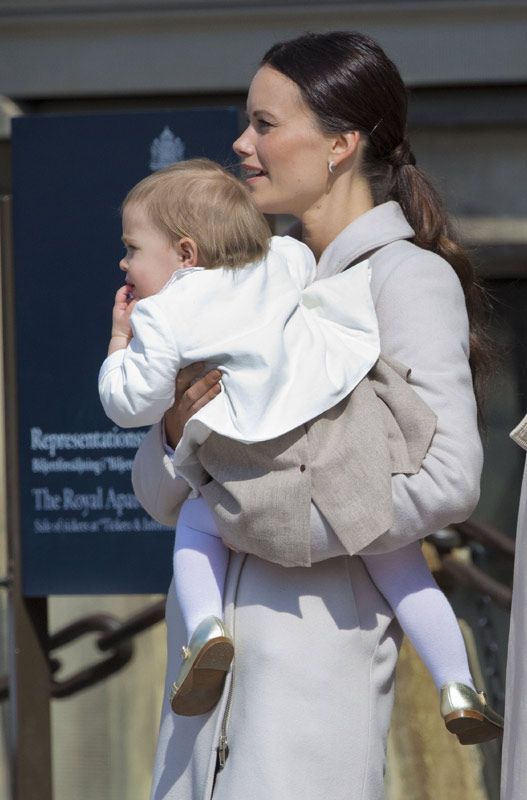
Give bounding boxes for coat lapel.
[315,201,415,280]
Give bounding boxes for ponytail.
[388,161,493,414]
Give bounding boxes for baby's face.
[120,202,184,300]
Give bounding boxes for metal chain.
[0,598,166,702]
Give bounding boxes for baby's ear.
[177,237,199,267]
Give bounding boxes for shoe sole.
[170,637,234,717]
[444,709,504,745]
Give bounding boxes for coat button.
[299,464,306,472]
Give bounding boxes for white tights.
[173,497,229,640]
[173,496,474,691]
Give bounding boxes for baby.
[99,158,502,744]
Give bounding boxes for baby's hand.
[107,285,137,355]
[111,285,137,342]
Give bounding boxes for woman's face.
[233,66,332,218]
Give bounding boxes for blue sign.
[10,108,240,595]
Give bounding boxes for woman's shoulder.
[370,238,470,353]
[369,239,463,303]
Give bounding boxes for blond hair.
[122,158,271,268]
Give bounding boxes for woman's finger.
[182,370,222,412]
[186,382,222,415]
[165,365,222,448]
[175,362,206,397]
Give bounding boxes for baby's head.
[120,158,271,299]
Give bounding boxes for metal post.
[1,195,53,800]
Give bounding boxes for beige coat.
[501,415,527,800]
[199,355,436,566]
[132,202,483,800]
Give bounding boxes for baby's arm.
[99,293,181,428]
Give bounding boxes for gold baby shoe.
[170,616,234,717]
[440,681,504,745]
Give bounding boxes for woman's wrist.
[164,407,183,449]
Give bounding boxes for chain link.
[0,599,166,702]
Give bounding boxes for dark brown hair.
[262,31,492,407]
[123,158,270,269]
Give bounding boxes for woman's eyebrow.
[247,107,278,120]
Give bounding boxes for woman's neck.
[301,177,374,261]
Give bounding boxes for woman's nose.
[233,126,255,156]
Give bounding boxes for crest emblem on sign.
[149,126,186,171]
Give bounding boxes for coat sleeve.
[359,249,483,555]
[98,298,181,429]
[131,422,191,526]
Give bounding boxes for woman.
[132,31,484,800]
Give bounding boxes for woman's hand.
[108,285,137,355]
[164,363,222,448]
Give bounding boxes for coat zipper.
[217,681,233,769]
[216,554,246,770]
[217,631,235,769]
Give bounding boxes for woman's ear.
[329,130,362,170]
[176,237,200,267]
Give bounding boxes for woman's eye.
[256,118,273,131]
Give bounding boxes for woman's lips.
[242,165,268,184]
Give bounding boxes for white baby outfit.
[99,235,380,490]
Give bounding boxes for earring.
[328,161,336,175]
